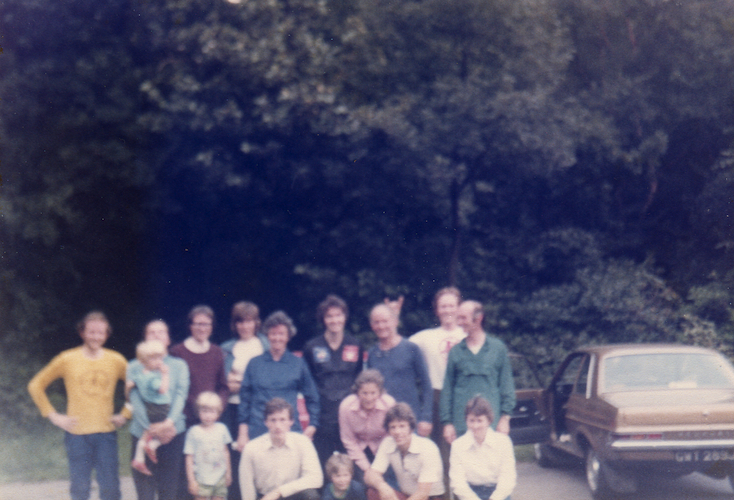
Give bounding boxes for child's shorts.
[197,477,228,498]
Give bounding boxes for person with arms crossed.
[440,301,515,444]
[239,398,323,500]
[28,311,130,500]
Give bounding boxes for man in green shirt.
[440,301,515,444]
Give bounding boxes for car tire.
[585,447,616,500]
[534,443,557,468]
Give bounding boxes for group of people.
[27,287,517,500]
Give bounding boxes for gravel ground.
[0,476,135,500]
[2,463,731,500]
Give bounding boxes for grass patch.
[0,419,132,484]
[514,444,536,463]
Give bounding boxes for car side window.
[555,354,584,397]
[574,354,591,397]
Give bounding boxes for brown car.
[532,344,734,499]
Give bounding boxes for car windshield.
[602,352,734,393]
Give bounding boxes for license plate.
[674,450,734,462]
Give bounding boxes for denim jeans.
[469,484,497,500]
[64,431,120,500]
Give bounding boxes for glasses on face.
[192,322,213,327]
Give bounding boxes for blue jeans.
[469,484,496,500]
[65,432,121,500]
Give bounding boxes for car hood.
[602,389,734,426]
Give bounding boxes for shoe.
[131,459,153,476]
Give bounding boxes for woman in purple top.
[169,305,229,428]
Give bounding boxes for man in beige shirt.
[239,398,323,500]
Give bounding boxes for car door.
[544,352,593,458]
[509,353,551,445]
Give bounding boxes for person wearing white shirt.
[449,396,516,500]
[408,287,465,473]
[239,398,323,500]
[409,288,465,394]
[364,403,444,500]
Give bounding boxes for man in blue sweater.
[366,304,433,437]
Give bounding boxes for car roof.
[574,343,722,358]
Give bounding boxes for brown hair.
[325,452,354,479]
[464,395,494,424]
[317,295,349,324]
[188,305,215,326]
[352,369,385,394]
[264,397,294,420]
[77,311,111,337]
[230,301,261,335]
[384,402,417,431]
[263,311,297,339]
[433,287,462,313]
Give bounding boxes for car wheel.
[585,447,616,500]
[534,443,556,468]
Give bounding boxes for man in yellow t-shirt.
[28,311,130,500]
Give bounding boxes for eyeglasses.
[192,322,213,327]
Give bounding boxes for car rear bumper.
[612,439,734,451]
[603,441,734,474]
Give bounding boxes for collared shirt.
[439,334,516,435]
[239,350,320,438]
[303,333,363,426]
[449,429,516,500]
[371,434,444,496]
[221,336,267,404]
[240,431,323,500]
[128,354,190,437]
[409,326,466,390]
[338,393,396,471]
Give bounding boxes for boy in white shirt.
[185,392,233,500]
